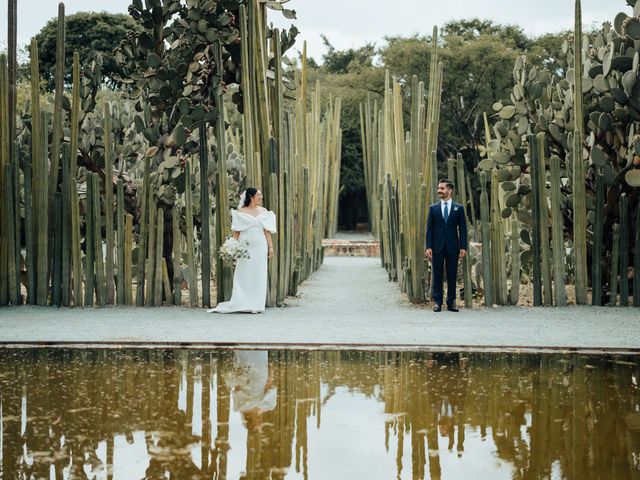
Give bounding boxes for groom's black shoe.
[434,304,442,312]
[447,304,459,312]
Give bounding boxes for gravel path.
[0,256,638,350]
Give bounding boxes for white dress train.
[208,209,277,313]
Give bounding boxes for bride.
[207,188,276,313]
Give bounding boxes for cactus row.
[0,1,340,309]
[360,27,444,303]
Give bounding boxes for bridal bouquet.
[219,236,251,262]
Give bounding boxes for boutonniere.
[454,206,459,211]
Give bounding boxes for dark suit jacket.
[425,201,468,254]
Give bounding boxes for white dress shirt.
[440,199,452,219]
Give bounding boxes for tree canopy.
[312,19,570,228]
[34,11,142,89]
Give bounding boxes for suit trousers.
[432,250,459,306]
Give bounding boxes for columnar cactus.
[572,0,588,305]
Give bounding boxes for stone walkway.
[0,256,639,351]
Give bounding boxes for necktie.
[444,202,449,222]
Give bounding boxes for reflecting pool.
[0,349,639,479]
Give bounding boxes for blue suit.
[425,201,468,306]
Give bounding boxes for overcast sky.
[0,0,629,62]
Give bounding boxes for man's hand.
[460,249,467,258]
[425,248,432,260]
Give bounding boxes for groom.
[425,179,468,312]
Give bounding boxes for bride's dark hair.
[243,187,258,207]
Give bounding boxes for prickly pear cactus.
[482,0,640,300]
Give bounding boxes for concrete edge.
[0,341,638,355]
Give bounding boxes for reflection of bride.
[225,350,277,428]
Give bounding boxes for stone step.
[322,238,380,257]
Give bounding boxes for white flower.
[219,236,251,262]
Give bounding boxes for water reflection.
[0,349,638,479]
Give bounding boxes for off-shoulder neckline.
[236,209,270,219]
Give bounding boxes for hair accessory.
[237,190,247,209]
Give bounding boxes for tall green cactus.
[84,173,95,307]
[592,172,605,306]
[633,206,640,307]
[510,216,520,305]
[70,52,83,306]
[124,213,133,305]
[104,103,115,304]
[48,3,65,235]
[610,223,620,306]
[573,0,588,304]
[528,134,543,306]
[536,134,552,305]
[185,160,197,307]
[199,123,211,308]
[92,173,105,307]
[0,54,9,306]
[619,195,629,306]
[456,155,472,308]
[479,171,493,306]
[549,155,567,306]
[116,179,125,305]
[172,206,182,306]
[136,156,150,306]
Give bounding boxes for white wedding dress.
[208,208,277,313]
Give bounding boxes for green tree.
[34,11,142,89]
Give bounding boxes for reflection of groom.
[425,179,468,312]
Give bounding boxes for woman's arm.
[233,231,240,240]
[264,230,274,259]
